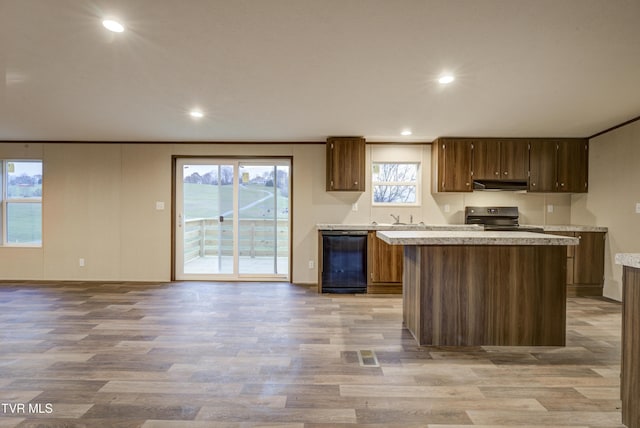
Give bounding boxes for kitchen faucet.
[390,214,400,224]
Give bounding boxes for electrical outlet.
[444,204,450,213]
[155,201,165,210]
[308,260,314,269]
[636,203,640,214]
[79,258,85,267]
[547,204,554,213]
[352,203,358,212]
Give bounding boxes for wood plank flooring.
[0,281,623,427]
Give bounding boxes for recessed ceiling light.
[102,19,125,33]
[401,130,412,136]
[438,74,455,85]
[189,110,204,119]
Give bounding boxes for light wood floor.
[0,281,624,427]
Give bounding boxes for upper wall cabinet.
[529,139,588,193]
[326,136,366,191]
[557,139,588,193]
[432,138,473,192]
[473,139,529,181]
[433,137,588,193]
[528,140,558,192]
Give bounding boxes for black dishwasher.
[321,230,368,293]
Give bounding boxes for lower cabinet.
[367,232,403,294]
[549,231,605,296]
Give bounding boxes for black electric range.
[464,206,545,233]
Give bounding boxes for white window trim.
[1,159,43,247]
[371,161,421,206]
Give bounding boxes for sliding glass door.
[175,158,290,280]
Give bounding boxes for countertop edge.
[615,253,640,269]
[376,230,579,246]
[317,223,607,232]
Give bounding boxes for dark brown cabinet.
[573,232,605,291]
[557,139,588,192]
[529,140,558,192]
[432,138,473,192]
[326,137,366,191]
[367,232,403,293]
[529,139,588,193]
[473,139,529,181]
[621,265,640,428]
[549,231,605,296]
[434,137,587,193]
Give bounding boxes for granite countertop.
[524,224,608,233]
[376,230,580,246]
[615,253,640,269]
[316,223,483,231]
[317,223,607,233]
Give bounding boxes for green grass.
[7,203,42,244]
[183,183,289,220]
[8,184,42,198]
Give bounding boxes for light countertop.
[317,223,607,233]
[376,230,579,246]
[524,224,608,233]
[316,223,483,231]
[615,253,640,269]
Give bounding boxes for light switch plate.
[636,203,640,214]
[547,204,554,213]
[352,203,358,212]
[156,201,165,210]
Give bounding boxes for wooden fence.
[184,218,289,262]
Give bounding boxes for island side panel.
[420,246,488,346]
[404,244,566,346]
[487,245,566,346]
[622,266,640,428]
[403,246,422,343]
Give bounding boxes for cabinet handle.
[495,171,499,175]
[560,183,565,187]
[466,182,470,186]
[354,181,358,185]
[532,182,536,187]
[504,171,508,175]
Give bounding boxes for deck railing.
[184,218,289,262]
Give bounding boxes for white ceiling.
[1,0,639,142]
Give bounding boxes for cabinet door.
[439,139,473,192]
[500,140,529,180]
[472,140,501,180]
[326,137,365,191]
[557,139,588,193]
[573,232,605,285]
[528,140,557,192]
[369,233,403,283]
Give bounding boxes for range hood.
[472,180,528,191]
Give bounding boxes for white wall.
[571,120,640,301]
[0,141,573,284]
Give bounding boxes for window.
[1,160,43,246]
[372,162,420,205]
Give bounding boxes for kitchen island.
[377,230,578,347]
[615,253,640,428]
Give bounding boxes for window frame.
[1,159,43,247]
[371,161,421,206]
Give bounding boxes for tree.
[373,164,417,203]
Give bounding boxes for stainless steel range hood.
[472,180,528,191]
